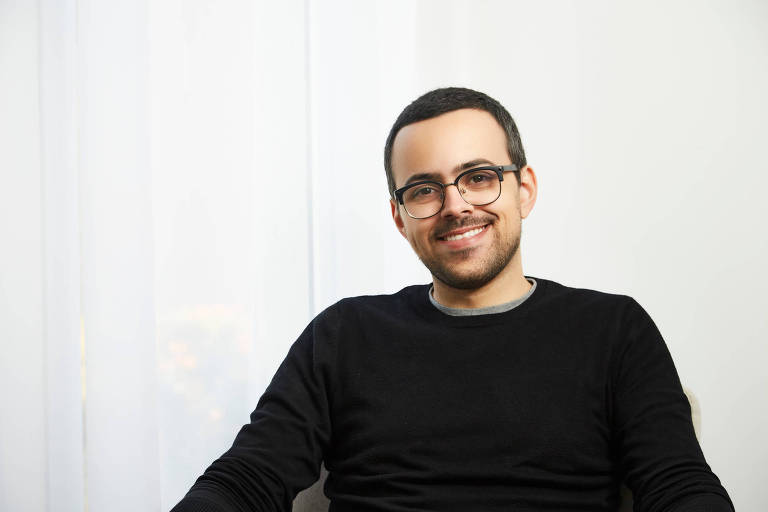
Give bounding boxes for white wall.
[1,0,766,510]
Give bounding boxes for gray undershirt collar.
[428,278,537,316]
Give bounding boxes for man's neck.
[431,264,532,309]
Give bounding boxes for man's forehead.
[391,109,508,185]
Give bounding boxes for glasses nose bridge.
[440,180,473,214]
[442,181,470,202]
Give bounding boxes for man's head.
[386,88,537,292]
[384,87,527,198]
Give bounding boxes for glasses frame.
[393,165,519,219]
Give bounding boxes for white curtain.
[30,0,313,509]
[1,1,767,510]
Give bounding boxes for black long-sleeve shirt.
[172,278,733,511]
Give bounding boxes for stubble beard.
[418,218,521,290]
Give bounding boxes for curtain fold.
[40,0,84,509]
[77,0,160,509]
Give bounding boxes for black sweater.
[172,278,733,512]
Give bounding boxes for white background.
[1,0,766,510]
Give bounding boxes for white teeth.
[443,226,485,241]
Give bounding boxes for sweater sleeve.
[611,299,733,512]
[170,308,337,512]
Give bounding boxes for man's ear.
[390,199,408,239]
[518,166,538,219]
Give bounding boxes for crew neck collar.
[429,278,537,316]
[409,276,547,327]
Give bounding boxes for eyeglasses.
[393,165,518,219]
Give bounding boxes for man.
[172,88,733,511]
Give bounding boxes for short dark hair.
[383,87,527,197]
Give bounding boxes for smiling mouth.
[438,224,489,241]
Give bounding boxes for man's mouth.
[437,224,489,241]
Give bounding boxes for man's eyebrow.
[453,158,495,173]
[404,172,442,186]
[403,159,497,187]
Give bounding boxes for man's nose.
[440,184,474,218]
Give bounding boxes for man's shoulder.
[530,278,653,346]
[318,284,431,320]
[531,276,639,314]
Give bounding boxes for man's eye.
[463,171,496,188]
[408,185,438,200]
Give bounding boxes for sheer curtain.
[1,1,767,510]
[34,0,313,509]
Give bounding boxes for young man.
[172,88,733,511]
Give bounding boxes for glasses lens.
[458,169,500,205]
[403,182,443,218]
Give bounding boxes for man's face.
[389,108,533,290]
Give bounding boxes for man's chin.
[430,265,500,290]
[423,244,519,291]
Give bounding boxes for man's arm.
[611,298,734,512]
[170,308,338,512]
